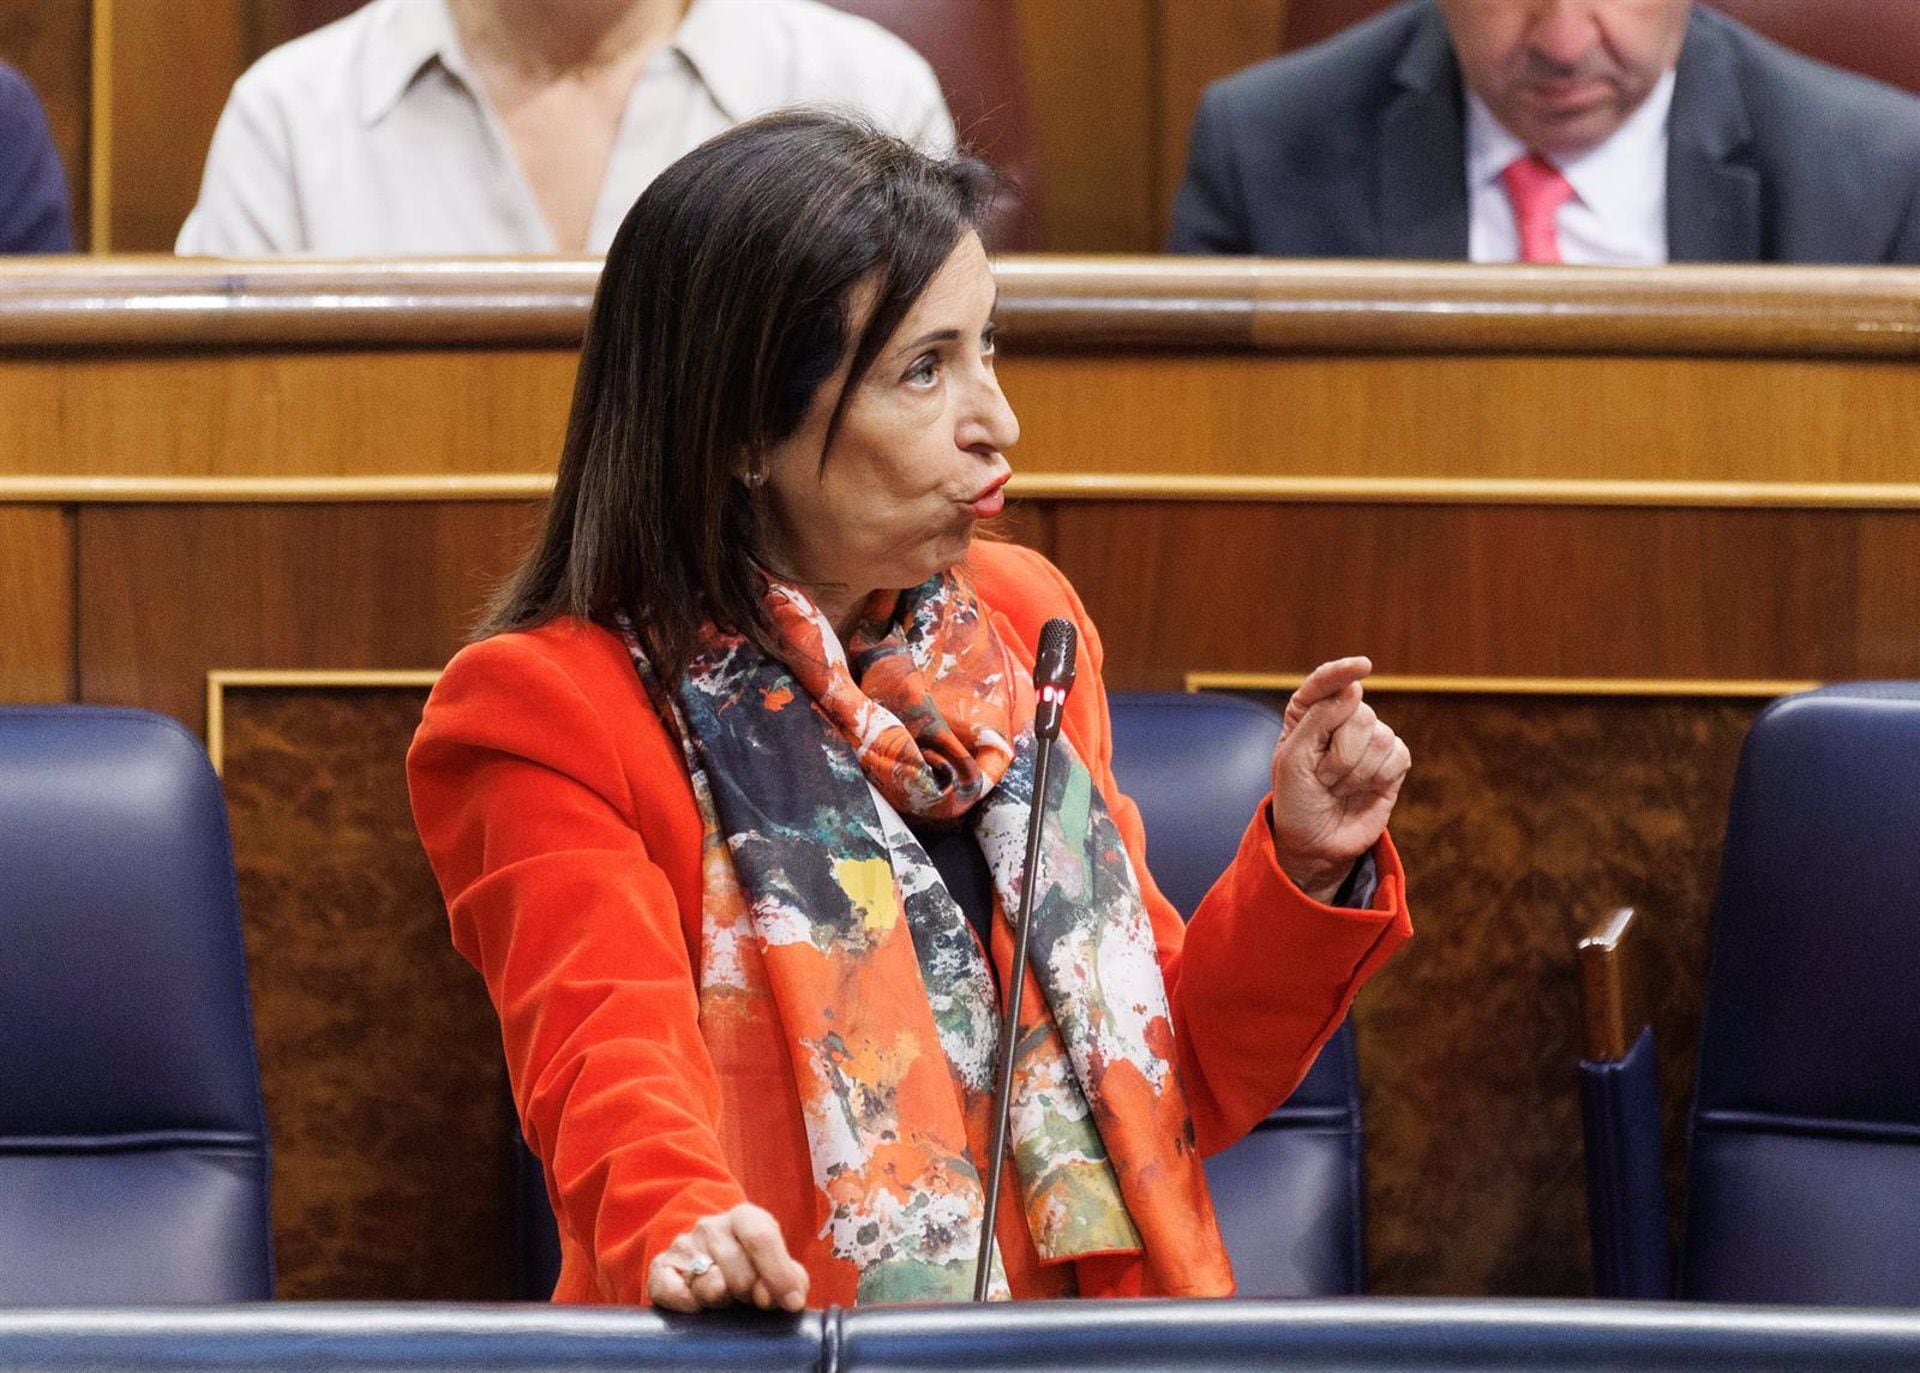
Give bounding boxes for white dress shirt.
[176,0,956,255]
[1466,70,1676,266]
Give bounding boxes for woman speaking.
[408,112,1412,1312]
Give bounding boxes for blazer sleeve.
[0,66,72,254]
[1046,563,1411,1157]
[1167,84,1253,254]
[406,634,747,1302]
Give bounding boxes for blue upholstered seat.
[1582,683,1920,1303]
[0,707,273,1303]
[1107,692,1366,1298]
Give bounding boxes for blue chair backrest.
[1682,683,1920,1303]
[1107,692,1366,1297]
[0,707,273,1302]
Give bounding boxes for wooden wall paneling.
[245,0,367,58]
[0,350,578,480]
[75,501,544,731]
[1217,685,1760,1295]
[1153,0,1290,241]
[0,505,75,702]
[1854,512,1920,675]
[1013,0,1159,251]
[216,679,512,1299]
[1002,354,1920,488]
[0,0,90,247]
[11,348,1920,488]
[1280,0,1397,50]
[1041,502,1916,690]
[981,494,1055,568]
[103,0,249,251]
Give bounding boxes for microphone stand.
[973,619,1077,1302]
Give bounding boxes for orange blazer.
[407,541,1411,1305]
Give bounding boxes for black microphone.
[1031,617,1078,741]
[974,617,1078,1301]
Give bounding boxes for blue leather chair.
[0,707,273,1303]
[513,690,1365,1298]
[1107,692,1367,1298]
[1580,683,1920,1303]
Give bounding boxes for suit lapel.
[1377,4,1470,259]
[1666,9,1761,262]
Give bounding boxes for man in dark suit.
[1169,0,1920,263]
[0,62,71,254]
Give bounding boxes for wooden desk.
[3,259,1915,1300]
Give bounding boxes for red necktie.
[1501,153,1574,264]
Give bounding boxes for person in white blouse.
[176,0,956,256]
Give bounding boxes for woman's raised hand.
[1270,657,1411,903]
[647,1203,810,1313]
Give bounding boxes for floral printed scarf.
[623,569,1231,1303]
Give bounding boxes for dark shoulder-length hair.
[478,110,997,681]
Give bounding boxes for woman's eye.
[981,325,997,357]
[905,354,939,385]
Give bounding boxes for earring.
[742,468,768,489]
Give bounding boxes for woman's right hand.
[1270,656,1410,902]
[647,1203,811,1312]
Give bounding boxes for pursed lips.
[966,470,1012,517]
